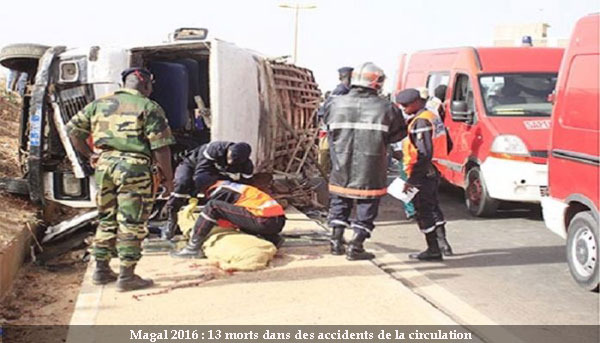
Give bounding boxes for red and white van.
[395,46,564,216]
[541,13,599,291]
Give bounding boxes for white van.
[0,29,321,217]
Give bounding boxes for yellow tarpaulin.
[177,198,277,271]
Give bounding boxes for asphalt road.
[368,184,599,327]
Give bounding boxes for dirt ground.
[0,86,36,246]
[0,84,86,339]
[0,251,87,325]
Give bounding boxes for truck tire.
[566,211,599,292]
[0,43,49,72]
[465,166,499,217]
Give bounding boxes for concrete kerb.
[0,227,31,300]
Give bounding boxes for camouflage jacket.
[66,88,175,158]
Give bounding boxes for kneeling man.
[171,180,286,258]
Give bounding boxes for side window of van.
[451,73,475,121]
[561,55,599,130]
[426,72,450,95]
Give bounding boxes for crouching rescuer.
[396,88,453,261]
[323,62,406,260]
[162,141,254,240]
[67,67,175,291]
[171,180,286,258]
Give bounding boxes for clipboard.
[387,177,419,203]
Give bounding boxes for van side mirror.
[450,100,474,123]
[547,91,556,104]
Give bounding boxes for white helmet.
[351,62,386,90]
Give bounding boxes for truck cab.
[541,14,599,291]
[396,47,564,216]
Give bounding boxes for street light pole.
[279,3,316,64]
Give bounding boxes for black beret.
[337,67,353,75]
[229,142,252,165]
[395,88,421,105]
[121,67,153,83]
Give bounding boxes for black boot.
[170,228,208,259]
[260,234,285,249]
[436,225,453,256]
[162,198,185,240]
[409,231,443,261]
[116,265,154,292]
[161,208,179,241]
[92,260,117,285]
[330,227,345,255]
[346,230,375,260]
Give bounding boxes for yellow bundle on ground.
[177,199,277,271]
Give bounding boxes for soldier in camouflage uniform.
[67,67,175,292]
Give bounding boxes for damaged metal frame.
[0,38,324,246]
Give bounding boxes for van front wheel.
[566,211,599,292]
[465,167,499,217]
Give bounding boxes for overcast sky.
[0,0,597,91]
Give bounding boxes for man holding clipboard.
[395,88,453,261]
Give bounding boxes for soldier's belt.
[98,150,151,165]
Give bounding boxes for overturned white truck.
[0,29,322,240]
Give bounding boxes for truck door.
[446,72,478,187]
[209,40,261,164]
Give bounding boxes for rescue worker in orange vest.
[396,88,453,261]
[171,180,286,258]
[323,62,406,260]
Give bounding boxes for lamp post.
[279,3,316,64]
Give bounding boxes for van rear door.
[209,40,262,163]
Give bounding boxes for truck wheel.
[465,167,499,217]
[566,211,599,292]
[0,43,49,72]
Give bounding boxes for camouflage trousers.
[93,153,153,267]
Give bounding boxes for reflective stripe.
[223,172,241,180]
[330,220,350,228]
[410,127,433,134]
[257,200,280,209]
[172,193,190,199]
[200,212,217,223]
[352,223,372,232]
[329,184,387,197]
[435,221,446,226]
[208,183,246,197]
[242,173,254,179]
[203,144,216,161]
[421,225,437,234]
[329,122,389,132]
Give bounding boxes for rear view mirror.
[450,101,474,123]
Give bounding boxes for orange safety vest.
[207,181,285,218]
[402,109,448,177]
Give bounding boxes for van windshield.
[479,73,557,117]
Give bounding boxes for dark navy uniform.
[397,89,453,260]
[163,141,254,239]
